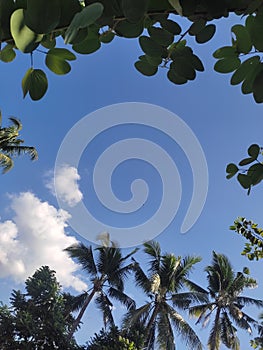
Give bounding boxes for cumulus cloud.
[0,192,87,292]
[46,165,83,207]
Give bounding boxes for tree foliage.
[1,0,263,102]
[0,111,37,173]
[0,266,81,349]
[226,144,263,194]
[230,217,263,260]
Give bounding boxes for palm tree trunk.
[210,307,221,350]
[145,304,159,349]
[67,288,97,340]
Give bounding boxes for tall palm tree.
[123,241,206,350]
[189,251,263,350]
[65,242,138,340]
[0,112,37,173]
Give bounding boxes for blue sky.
[0,12,262,349]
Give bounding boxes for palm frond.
[173,255,202,292]
[166,303,203,350]
[207,308,221,350]
[3,145,38,160]
[171,291,209,310]
[157,308,175,350]
[95,292,114,328]
[132,258,151,294]
[184,279,209,294]
[0,153,13,173]
[63,291,89,314]
[236,296,263,308]
[64,243,98,277]
[9,117,22,131]
[220,311,239,349]
[122,303,153,329]
[144,241,162,274]
[107,287,135,310]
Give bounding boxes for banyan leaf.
[10,9,43,53]
[0,44,16,62]
[64,3,104,44]
[195,24,216,44]
[213,46,237,59]
[230,56,260,85]
[134,60,158,76]
[248,144,260,159]
[214,57,241,73]
[115,20,144,38]
[159,19,181,35]
[139,36,164,57]
[22,68,48,100]
[148,26,174,46]
[24,0,60,34]
[226,163,238,179]
[45,48,76,75]
[122,0,149,23]
[252,68,263,103]
[231,24,252,54]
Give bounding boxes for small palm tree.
[123,241,206,350]
[0,111,37,173]
[189,251,263,350]
[65,242,138,340]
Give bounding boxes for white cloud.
[0,192,87,292]
[46,165,83,207]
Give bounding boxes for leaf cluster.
[226,144,263,194]
[0,0,263,101]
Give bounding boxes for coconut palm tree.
[189,251,263,350]
[123,241,206,350]
[65,242,138,340]
[0,112,37,172]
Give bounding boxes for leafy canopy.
[1,0,263,102]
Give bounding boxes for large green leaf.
[231,24,252,54]
[170,59,196,80]
[122,0,149,23]
[134,60,158,76]
[45,48,76,75]
[230,56,260,85]
[214,57,241,73]
[22,68,48,100]
[195,24,216,44]
[115,20,144,38]
[64,3,104,44]
[167,68,187,84]
[241,62,262,94]
[24,0,60,34]
[72,29,101,54]
[248,144,260,159]
[10,9,43,53]
[246,13,263,51]
[58,0,82,27]
[226,163,238,179]
[139,36,164,57]
[213,46,237,59]
[189,19,206,35]
[160,19,181,35]
[247,163,263,186]
[148,26,174,46]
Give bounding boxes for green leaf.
[237,173,252,189]
[252,68,263,103]
[139,55,162,66]
[139,36,164,57]
[239,157,254,166]
[231,24,252,54]
[115,20,144,38]
[0,44,16,63]
[191,55,204,71]
[160,19,181,35]
[58,0,82,28]
[24,0,60,34]
[230,56,260,85]
[45,49,76,75]
[64,3,104,44]
[213,46,237,59]
[72,29,101,54]
[226,163,238,179]
[241,62,262,94]
[10,9,43,53]
[41,37,56,49]
[189,19,206,35]
[134,60,158,76]
[248,144,260,159]
[148,26,174,46]
[167,68,187,85]
[100,31,115,43]
[168,0,183,16]
[122,0,149,23]
[214,57,241,73]
[247,163,263,186]
[22,68,48,100]
[195,24,216,44]
[171,58,196,80]
[246,13,263,51]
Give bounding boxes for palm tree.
[123,241,206,350]
[0,111,37,173]
[189,251,263,350]
[65,242,138,340]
